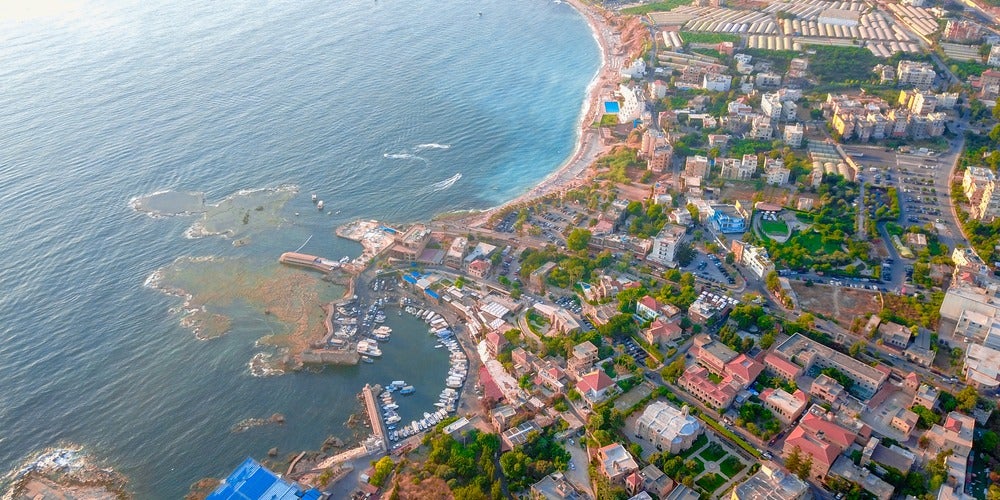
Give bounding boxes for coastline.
[468,0,621,227]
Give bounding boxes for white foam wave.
[382,152,428,162]
[414,143,451,150]
[430,173,462,191]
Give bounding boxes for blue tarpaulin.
[207,458,322,500]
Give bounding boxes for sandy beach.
[466,0,637,227]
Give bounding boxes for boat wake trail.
[383,153,428,162]
[414,143,451,150]
[430,173,462,191]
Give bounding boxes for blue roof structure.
[402,274,418,285]
[425,289,440,299]
[207,458,323,500]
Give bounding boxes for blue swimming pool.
[604,101,620,113]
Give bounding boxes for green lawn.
[760,219,788,236]
[793,230,842,254]
[679,433,708,458]
[599,114,618,127]
[719,456,745,478]
[699,442,727,462]
[707,372,723,384]
[696,472,727,493]
[621,0,694,14]
[688,457,706,475]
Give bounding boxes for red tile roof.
[800,411,856,449]
[764,353,802,377]
[639,296,660,312]
[579,370,615,394]
[726,354,764,385]
[784,425,841,474]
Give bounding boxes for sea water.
[0,0,598,496]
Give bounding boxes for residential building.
[620,58,647,80]
[650,80,669,99]
[828,456,894,500]
[502,420,542,449]
[648,224,688,266]
[879,321,912,349]
[897,60,937,88]
[719,157,754,180]
[492,405,518,432]
[772,333,889,398]
[731,462,809,500]
[782,406,859,480]
[684,155,710,180]
[670,207,693,226]
[688,290,738,324]
[597,443,640,483]
[760,388,809,425]
[445,237,468,269]
[756,72,782,89]
[964,343,1000,391]
[643,319,683,348]
[990,45,1000,67]
[708,205,746,233]
[568,341,599,374]
[873,64,896,84]
[703,73,732,92]
[629,465,675,498]
[979,69,1000,99]
[468,259,492,279]
[750,114,773,140]
[732,241,774,279]
[577,369,616,407]
[809,374,846,406]
[783,123,804,148]
[890,408,919,437]
[531,472,587,500]
[962,166,1000,220]
[727,354,764,386]
[913,383,939,410]
[924,412,975,458]
[619,84,645,124]
[764,158,790,185]
[666,485,701,500]
[789,58,809,78]
[634,401,703,454]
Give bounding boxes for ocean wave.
[248,353,284,377]
[414,143,451,150]
[430,173,462,191]
[382,152,428,162]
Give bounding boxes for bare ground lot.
[790,283,882,328]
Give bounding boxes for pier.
[361,384,388,453]
[278,252,340,273]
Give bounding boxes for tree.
[370,456,395,487]
[849,341,866,357]
[660,356,686,382]
[675,243,696,267]
[797,454,813,480]
[760,332,776,349]
[955,386,978,413]
[785,447,802,476]
[976,430,999,454]
[567,228,592,252]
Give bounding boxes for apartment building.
[896,60,937,88]
[773,334,889,398]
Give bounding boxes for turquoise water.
[0,0,599,496]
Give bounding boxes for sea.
[0,0,599,496]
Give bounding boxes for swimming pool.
[604,101,620,114]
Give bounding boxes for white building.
[648,224,687,266]
[897,61,937,88]
[964,343,1000,391]
[619,84,645,124]
[750,115,772,140]
[784,123,804,148]
[732,463,809,500]
[761,92,784,123]
[818,8,860,26]
[703,73,732,92]
[764,158,791,185]
[634,401,703,455]
[739,243,774,279]
[620,58,647,80]
[989,45,1000,67]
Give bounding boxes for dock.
[361,384,388,453]
[278,252,340,273]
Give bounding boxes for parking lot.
[685,253,735,286]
